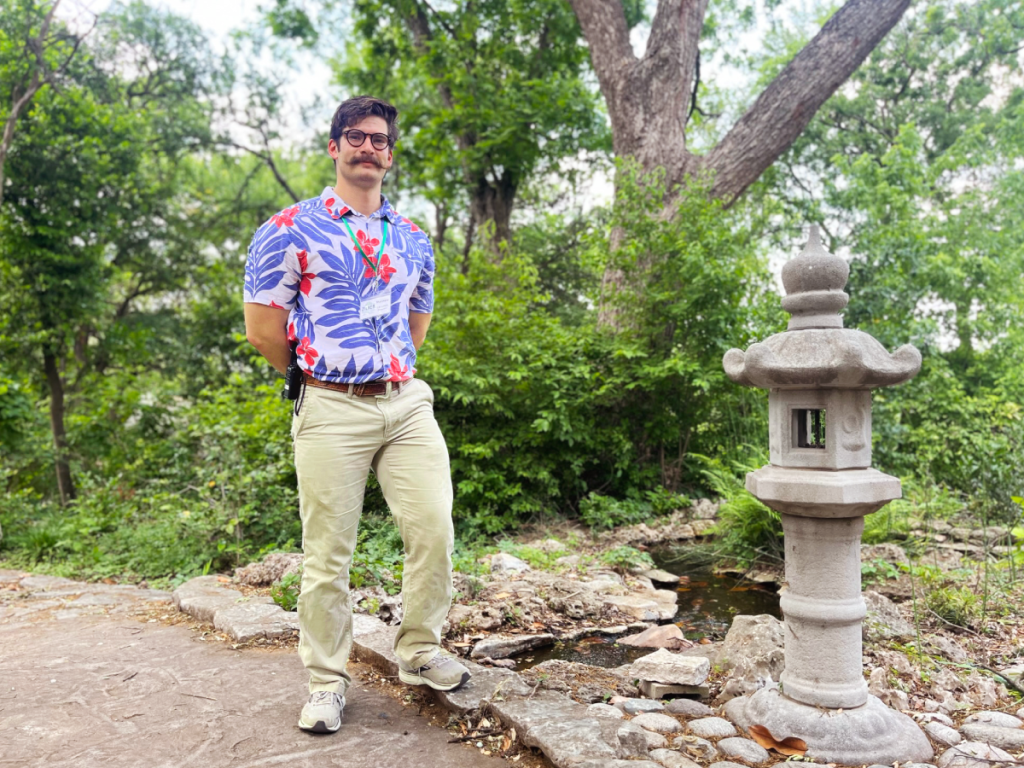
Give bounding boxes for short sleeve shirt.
[244,187,434,383]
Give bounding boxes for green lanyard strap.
[341,217,389,279]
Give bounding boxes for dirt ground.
[0,604,515,768]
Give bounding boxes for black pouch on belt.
[282,344,302,401]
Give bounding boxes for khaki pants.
[291,378,454,695]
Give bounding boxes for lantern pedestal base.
[724,686,933,766]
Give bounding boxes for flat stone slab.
[470,633,555,659]
[631,712,684,733]
[587,703,624,718]
[718,737,771,765]
[645,730,668,749]
[666,699,714,717]
[630,649,710,686]
[649,749,702,768]
[637,569,681,584]
[18,575,78,591]
[212,599,299,643]
[937,742,1015,768]
[688,716,737,739]
[639,680,709,699]
[619,624,686,648]
[963,711,1023,729]
[602,594,664,621]
[172,576,243,624]
[958,724,1024,751]
[617,698,666,714]
[925,721,961,747]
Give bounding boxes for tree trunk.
[570,0,913,325]
[468,173,516,254]
[43,351,76,505]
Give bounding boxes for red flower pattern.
[287,323,298,342]
[355,228,379,256]
[296,336,318,367]
[296,249,316,295]
[363,253,397,283]
[269,301,284,309]
[271,206,300,228]
[387,354,412,382]
[401,216,420,233]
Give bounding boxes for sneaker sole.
[298,717,341,734]
[398,668,471,691]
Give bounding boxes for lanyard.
[341,216,388,279]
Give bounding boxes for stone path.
[0,571,504,768]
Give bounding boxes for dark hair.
[329,96,399,149]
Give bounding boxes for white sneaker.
[298,690,344,733]
[398,651,472,691]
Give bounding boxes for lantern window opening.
[795,408,827,449]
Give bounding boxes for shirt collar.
[320,187,399,223]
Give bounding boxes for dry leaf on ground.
[749,724,808,756]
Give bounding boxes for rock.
[691,519,716,536]
[649,749,702,768]
[861,542,908,564]
[490,552,531,574]
[903,764,938,768]
[925,722,962,747]
[630,649,710,686]
[927,635,968,664]
[604,593,678,622]
[618,698,666,715]
[963,673,1004,709]
[638,569,681,585]
[447,604,474,628]
[522,659,640,701]
[588,703,624,719]
[645,731,669,749]
[547,589,607,620]
[674,734,718,761]
[630,712,684,733]
[470,633,554,659]
[963,711,1023,729]
[717,737,771,765]
[709,762,751,768]
[936,742,1015,768]
[665,699,714,718]
[580,578,630,596]
[555,555,580,567]
[688,717,737,739]
[716,615,784,702]
[918,712,955,728]
[172,576,243,624]
[527,538,565,553]
[477,656,517,669]
[863,591,915,641]
[692,499,718,519]
[233,552,303,586]
[212,600,299,643]
[619,624,692,649]
[958,725,1024,751]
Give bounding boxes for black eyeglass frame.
[340,129,393,151]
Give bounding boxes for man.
[243,95,470,734]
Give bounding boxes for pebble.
[631,712,684,733]
[1017,707,1024,719]
[936,742,1015,768]
[925,721,961,747]
[648,749,702,768]
[918,712,955,728]
[665,698,714,718]
[644,730,668,750]
[709,762,750,768]
[688,717,737,739]
[958,724,1024,751]
[903,764,938,768]
[618,697,667,715]
[674,734,718,760]
[963,711,1024,729]
[586,703,624,719]
[717,737,770,765]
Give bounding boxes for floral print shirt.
[244,187,434,383]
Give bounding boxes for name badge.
[359,292,390,321]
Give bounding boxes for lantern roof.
[723,227,921,391]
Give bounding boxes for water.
[512,552,782,670]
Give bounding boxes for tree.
[571,0,913,205]
[0,1,214,504]
[330,0,610,253]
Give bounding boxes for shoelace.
[423,654,454,671]
[309,690,341,707]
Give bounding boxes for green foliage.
[270,568,302,612]
[925,586,981,630]
[580,488,690,531]
[694,452,783,567]
[861,558,900,584]
[598,546,655,573]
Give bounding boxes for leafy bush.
[270,568,302,612]
[598,546,655,573]
[925,586,981,629]
[579,488,690,530]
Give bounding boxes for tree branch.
[702,0,913,205]
[567,0,636,110]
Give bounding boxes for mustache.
[350,156,382,168]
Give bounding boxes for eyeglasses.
[340,130,392,151]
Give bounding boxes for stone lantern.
[720,227,932,765]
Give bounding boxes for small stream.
[512,550,782,671]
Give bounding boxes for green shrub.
[599,545,654,573]
[925,586,980,629]
[270,568,302,612]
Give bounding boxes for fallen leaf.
[450,642,472,647]
[493,592,512,599]
[502,736,512,751]
[749,724,808,756]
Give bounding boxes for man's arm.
[409,312,432,351]
[245,303,292,374]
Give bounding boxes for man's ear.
[327,138,340,160]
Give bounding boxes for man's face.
[328,115,393,189]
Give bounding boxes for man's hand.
[244,303,292,374]
[410,312,432,351]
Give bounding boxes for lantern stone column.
[720,228,933,765]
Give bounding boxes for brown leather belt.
[303,372,406,397]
